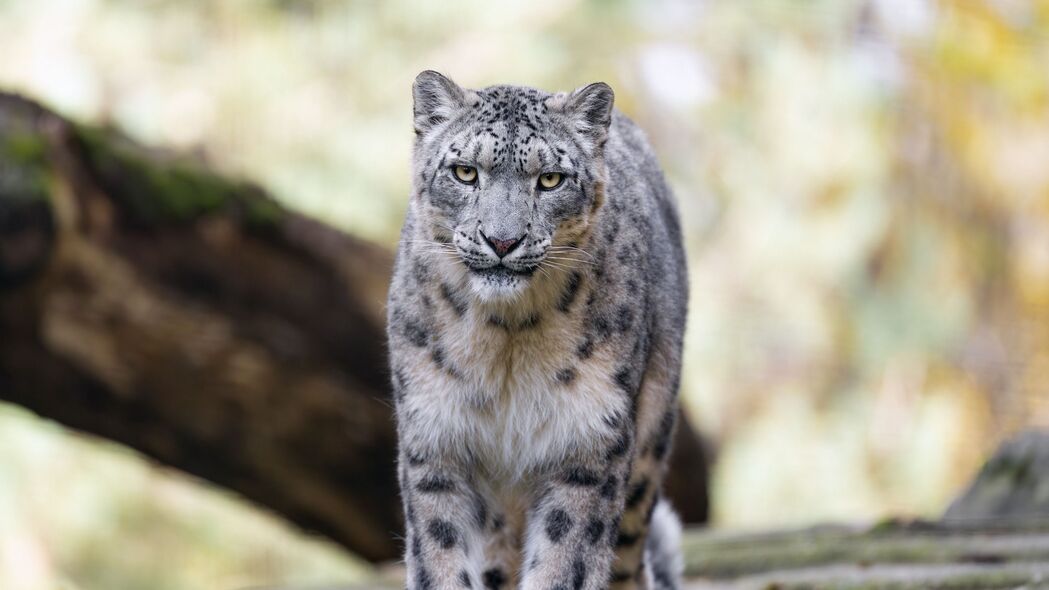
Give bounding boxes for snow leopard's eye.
[537,172,563,190]
[453,165,477,185]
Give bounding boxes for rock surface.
[945,429,1049,522]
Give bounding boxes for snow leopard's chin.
[468,266,530,301]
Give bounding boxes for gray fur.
[387,71,688,589]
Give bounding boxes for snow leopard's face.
[410,71,613,301]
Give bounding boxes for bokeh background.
[2,0,1049,588]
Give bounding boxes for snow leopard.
[386,70,688,590]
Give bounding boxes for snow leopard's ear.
[413,70,470,136]
[548,82,615,144]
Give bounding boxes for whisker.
[548,245,595,260]
[544,253,592,262]
[404,240,457,249]
[415,249,461,259]
[540,260,574,273]
[544,256,595,267]
[410,246,457,253]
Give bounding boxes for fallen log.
[682,517,1049,588]
[271,515,1049,590]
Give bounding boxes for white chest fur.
[400,303,625,482]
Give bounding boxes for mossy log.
[682,517,1049,588]
[0,91,710,562]
[678,433,1049,588]
[302,517,1049,589]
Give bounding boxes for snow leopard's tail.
[645,497,684,590]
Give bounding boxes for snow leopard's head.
[410,70,613,301]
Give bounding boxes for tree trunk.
[0,91,709,562]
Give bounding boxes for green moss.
[981,455,1033,485]
[1,131,51,203]
[870,517,906,534]
[72,124,285,228]
[5,132,47,167]
[239,190,285,230]
[74,125,229,222]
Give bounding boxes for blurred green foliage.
[1,0,1048,588]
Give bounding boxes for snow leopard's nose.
[480,230,524,258]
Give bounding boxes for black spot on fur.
[625,478,649,508]
[616,305,634,332]
[558,271,583,312]
[430,345,462,378]
[600,475,618,499]
[415,566,434,590]
[401,317,429,347]
[610,571,633,583]
[487,313,539,330]
[617,244,635,263]
[431,346,447,368]
[606,430,631,460]
[459,569,473,588]
[615,366,633,392]
[585,518,605,545]
[416,473,456,493]
[473,494,488,528]
[412,259,432,285]
[411,533,422,558]
[440,282,469,316]
[427,518,459,549]
[482,568,507,590]
[652,408,676,460]
[518,313,541,330]
[572,558,587,590]
[556,367,577,384]
[392,369,409,402]
[562,466,602,486]
[602,411,625,429]
[405,499,417,526]
[608,515,622,546]
[592,315,611,337]
[544,509,573,543]
[576,338,594,360]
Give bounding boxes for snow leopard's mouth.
[466,263,536,300]
[470,264,536,279]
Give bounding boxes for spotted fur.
[388,71,687,590]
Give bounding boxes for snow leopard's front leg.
[520,445,633,590]
[399,453,487,590]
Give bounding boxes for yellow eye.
[538,172,563,190]
[454,165,477,184]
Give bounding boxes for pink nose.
[482,232,522,258]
